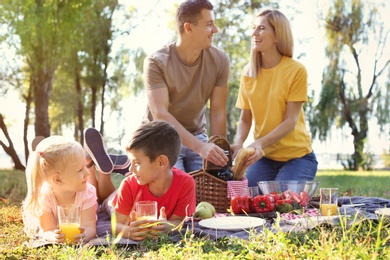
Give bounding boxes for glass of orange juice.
[320,188,338,216]
[136,201,157,221]
[57,205,81,244]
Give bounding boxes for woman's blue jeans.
[245,151,318,187]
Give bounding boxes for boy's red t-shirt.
[112,167,196,219]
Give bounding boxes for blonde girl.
[22,136,97,243]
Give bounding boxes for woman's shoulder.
[282,56,306,70]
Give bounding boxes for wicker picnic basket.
[189,135,232,213]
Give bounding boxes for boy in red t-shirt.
[85,121,196,241]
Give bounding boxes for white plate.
[375,208,390,216]
[284,215,350,225]
[199,216,266,231]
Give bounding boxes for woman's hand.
[246,143,265,166]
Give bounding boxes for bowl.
[257,180,320,208]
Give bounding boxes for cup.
[320,188,338,216]
[248,186,260,198]
[57,205,81,244]
[136,201,158,221]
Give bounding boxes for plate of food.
[375,208,390,217]
[284,215,350,225]
[199,216,266,231]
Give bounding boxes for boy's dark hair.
[176,0,214,34]
[125,121,181,167]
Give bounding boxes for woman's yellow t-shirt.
[236,56,312,162]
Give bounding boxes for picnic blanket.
[89,196,390,244]
[25,196,390,247]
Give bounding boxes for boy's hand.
[150,207,171,234]
[127,211,151,240]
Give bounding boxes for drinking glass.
[136,201,158,221]
[320,188,338,216]
[57,205,81,244]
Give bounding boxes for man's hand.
[200,142,229,167]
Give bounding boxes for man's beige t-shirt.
[143,42,230,135]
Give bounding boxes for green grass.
[1,169,390,259]
[314,170,390,199]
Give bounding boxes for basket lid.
[203,135,232,173]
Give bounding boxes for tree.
[309,0,390,170]
[0,114,25,170]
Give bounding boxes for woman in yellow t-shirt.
[232,9,318,187]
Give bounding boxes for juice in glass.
[59,223,80,243]
[320,203,338,216]
[57,205,81,244]
[320,188,338,216]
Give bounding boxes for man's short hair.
[176,0,214,34]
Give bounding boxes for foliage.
[381,149,390,168]
[308,0,390,170]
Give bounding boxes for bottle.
[217,165,234,181]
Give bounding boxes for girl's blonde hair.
[22,136,84,221]
[245,9,294,78]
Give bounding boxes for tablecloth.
[25,196,390,247]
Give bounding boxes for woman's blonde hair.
[22,136,84,220]
[245,9,294,78]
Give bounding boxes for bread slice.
[232,147,255,180]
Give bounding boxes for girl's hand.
[49,227,65,244]
[74,226,85,243]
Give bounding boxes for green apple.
[196,201,216,215]
[193,206,213,219]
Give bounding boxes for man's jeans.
[174,133,208,173]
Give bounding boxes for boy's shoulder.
[172,167,195,183]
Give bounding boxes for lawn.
[1,169,389,259]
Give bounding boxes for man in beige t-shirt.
[143,0,230,172]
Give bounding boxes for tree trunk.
[91,86,97,128]
[74,66,84,144]
[0,114,25,170]
[32,67,54,137]
[23,84,34,164]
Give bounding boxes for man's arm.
[146,87,228,166]
[209,86,228,137]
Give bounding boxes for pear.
[193,206,213,219]
[196,201,216,215]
